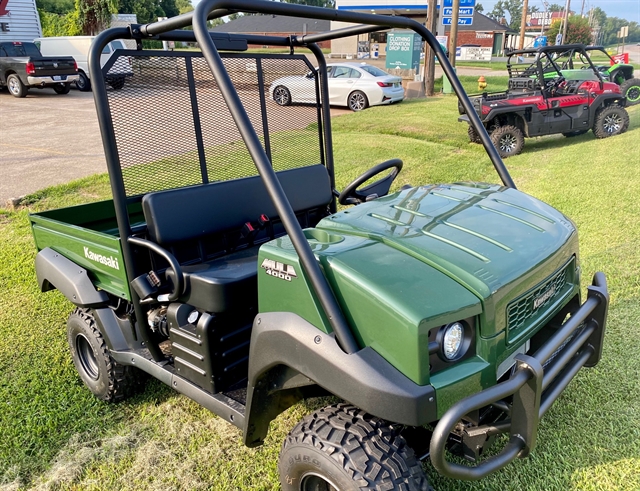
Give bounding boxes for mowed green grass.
[1,83,639,490]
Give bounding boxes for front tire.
[490,125,524,158]
[620,78,640,106]
[593,104,629,139]
[468,125,482,144]
[348,90,368,112]
[76,71,91,92]
[279,404,429,491]
[53,83,71,94]
[273,85,292,106]
[67,308,145,402]
[7,74,27,98]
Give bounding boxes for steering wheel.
[546,76,566,95]
[338,159,403,205]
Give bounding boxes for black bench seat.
[141,164,332,313]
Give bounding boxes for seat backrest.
[142,164,332,246]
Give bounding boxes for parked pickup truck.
[0,41,79,97]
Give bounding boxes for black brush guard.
[430,272,608,480]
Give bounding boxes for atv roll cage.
[89,0,515,362]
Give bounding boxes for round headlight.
[442,322,464,360]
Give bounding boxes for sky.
[479,0,640,24]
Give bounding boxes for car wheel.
[468,125,482,144]
[76,71,91,92]
[7,74,27,98]
[562,130,588,137]
[273,85,292,106]
[620,78,640,106]
[53,83,71,94]
[490,125,524,158]
[593,104,629,139]
[108,77,125,90]
[279,404,429,491]
[348,90,368,111]
[67,308,146,402]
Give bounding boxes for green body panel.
[261,183,580,399]
[29,199,145,300]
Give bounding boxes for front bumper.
[430,272,608,480]
[27,74,79,86]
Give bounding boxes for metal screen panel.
[104,51,323,197]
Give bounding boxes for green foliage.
[75,0,117,35]
[487,0,537,30]
[475,2,483,14]
[547,3,564,12]
[547,15,593,45]
[176,0,193,14]
[38,8,81,36]
[36,0,75,14]
[118,0,161,24]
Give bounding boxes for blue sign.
[443,7,474,16]
[443,17,474,25]
[444,0,475,7]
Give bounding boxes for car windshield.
[359,65,389,77]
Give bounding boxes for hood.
[317,183,577,333]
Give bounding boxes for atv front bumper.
[429,272,608,480]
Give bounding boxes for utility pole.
[449,0,460,66]
[424,0,438,96]
[562,0,571,45]
[518,0,529,50]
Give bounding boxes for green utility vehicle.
[30,1,608,489]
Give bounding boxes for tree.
[487,0,537,30]
[547,3,564,12]
[476,3,484,14]
[36,0,75,15]
[118,0,162,24]
[175,0,193,15]
[547,15,592,45]
[159,0,178,18]
[75,0,117,35]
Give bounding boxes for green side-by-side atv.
[29,2,609,489]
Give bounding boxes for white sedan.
[270,63,405,111]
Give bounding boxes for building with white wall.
[0,0,42,43]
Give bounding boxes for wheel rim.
[499,133,518,153]
[626,86,640,103]
[76,334,100,380]
[300,473,339,491]
[274,87,289,105]
[349,93,366,111]
[77,75,86,90]
[603,113,622,133]
[8,77,19,94]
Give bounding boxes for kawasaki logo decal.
[261,258,297,281]
[84,247,120,270]
[533,285,556,310]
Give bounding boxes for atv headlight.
[442,322,464,360]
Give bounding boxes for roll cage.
[88,0,516,362]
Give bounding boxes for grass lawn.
[1,92,639,490]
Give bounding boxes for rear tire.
[620,78,640,106]
[67,308,145,402]
[108,77,125,90]
[7,74,27,98]
[468,125,482,144]
[53,83,71,94]
[490,125,524,158]
[76,71,91,92]
[348,90,368,112]
[273,85,292,106]
[279,403,429,491]
[593,104,629,139]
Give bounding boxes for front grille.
[507,263,570,333]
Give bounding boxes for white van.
[35,36,131,91]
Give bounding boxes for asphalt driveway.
[0,89,106,204]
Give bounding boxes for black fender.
[92,307,142,351]
[243,312,437,447]
[483,106,534,130]
[588,93,627,127]
[35,247,109,308]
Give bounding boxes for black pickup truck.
[0,41,79,97]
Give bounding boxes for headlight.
[442,322,464,360]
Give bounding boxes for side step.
[111,349,246,429]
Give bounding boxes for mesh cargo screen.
[103,51,323,197]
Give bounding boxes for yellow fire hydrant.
[478,76,487,91]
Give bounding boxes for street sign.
[443,17,473,25]
[444,0,475,6]
[443,7,474,16]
